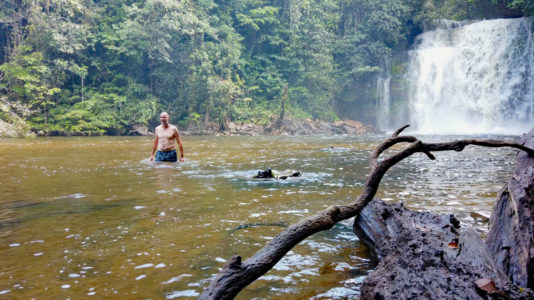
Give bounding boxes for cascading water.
[376,57,391,131]
[408,18,534,135]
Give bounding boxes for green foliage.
[508,0,534,15]
[0,46,60,117]
[0,0,529,136]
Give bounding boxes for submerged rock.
[253,168,301,179]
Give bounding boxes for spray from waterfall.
[408,18,534,135]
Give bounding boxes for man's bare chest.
[158,128,175,140]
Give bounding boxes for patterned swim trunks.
[155,150,177,162]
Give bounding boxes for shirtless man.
[150,112,184,162]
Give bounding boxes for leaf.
[475,279,508,299]
[447,242,459,249]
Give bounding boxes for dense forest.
[0,0,533,136]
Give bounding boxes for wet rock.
[182,117,376,136]
[486,128,534,289]
[224,122,264,136]
[263,117,377,135]
[254,168,275,179]
[127,124,150,136]
[354,199,532,299]
[253,169,301,179]
[353,128,534,299]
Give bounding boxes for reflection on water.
[0,134,519,299]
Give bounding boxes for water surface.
[0,135,519,298]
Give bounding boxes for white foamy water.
[408,18,534,134]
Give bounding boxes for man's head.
[160,112,170,126]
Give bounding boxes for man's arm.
[150,134,159,161]
[174,127,184,162]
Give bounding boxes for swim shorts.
[155,150,177,162]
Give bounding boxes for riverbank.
[1,117,377,137]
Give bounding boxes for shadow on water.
[229,222,288,233]
[0,197,139,234]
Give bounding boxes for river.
[0,134,519,299]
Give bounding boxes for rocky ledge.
[180,118,376,136]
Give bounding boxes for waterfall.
[376,76,391,131]
[408,18,534,135]
[376,56,391,131]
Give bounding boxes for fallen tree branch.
[200,125,534,299]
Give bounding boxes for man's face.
[160,114,169,125]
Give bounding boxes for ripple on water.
[302,240,341,254]
[166,290,200,299]
[320,147,353,153]
[278,209,309,216]
[311,287,360,299]
[55,193,86,199]
[273,252,317,271]
[162,274,193,285]
[135,263,154,269]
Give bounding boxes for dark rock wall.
[486,128,534,289]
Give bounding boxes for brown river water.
[0,134,520,299]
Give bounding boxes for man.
[150,112,184,162]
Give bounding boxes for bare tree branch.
[199,126,534,300]
[392,124,410,137]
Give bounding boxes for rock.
[353,128,534,299]
[253,169,301,179]
[354,199,532,299]
[486,128,534,289]
[263,117,376,136]
[181,117,376,136]
[221,122,264,136]
[128,124,150,136]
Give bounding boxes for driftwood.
[200,125,534,299]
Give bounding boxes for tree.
[508,0,534,15]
